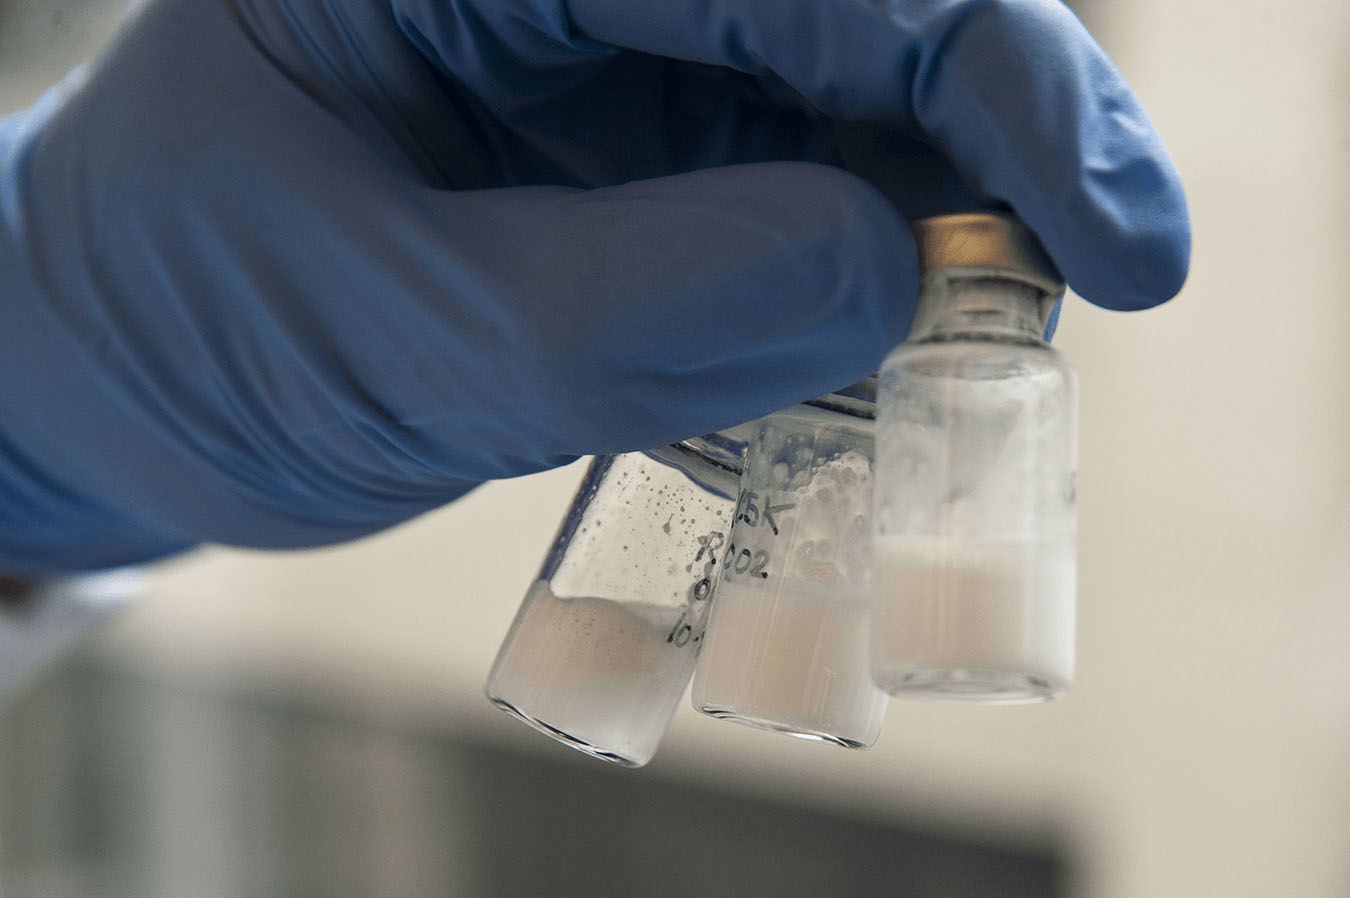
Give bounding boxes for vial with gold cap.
[871,212,1078,704]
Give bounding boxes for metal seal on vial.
[911,212,1064,296]
[910,212,1066,339]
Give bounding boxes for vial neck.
[908,276,1053,344]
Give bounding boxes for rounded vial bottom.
[487,697,647,768]
[693,706,871,749]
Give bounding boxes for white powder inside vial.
[870,535,1074,699]
[777,449,874,589]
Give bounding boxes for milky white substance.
[870,536,1074,702]
[486,580,698,767]
[693,578,886,747]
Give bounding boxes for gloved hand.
[0,0,1189,575]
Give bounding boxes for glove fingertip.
[1055,177,1192,312]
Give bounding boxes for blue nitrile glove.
[0,0,1189,575]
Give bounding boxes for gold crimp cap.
[912,212,1065,299]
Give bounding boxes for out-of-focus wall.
[3,1,1348,896]
[0,0,128,105]
[2,661,1067,898]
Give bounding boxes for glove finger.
[396,0,1188,311]
[603,0,1187,310]
[580,0,1190,310]
[301,162,917,477]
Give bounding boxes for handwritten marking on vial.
[694,530,725,563]
[721,490,793,582]
[733,490,796,536]
[721,545,770,580]
[667,529,725,646]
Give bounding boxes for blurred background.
[2,0,1348,895]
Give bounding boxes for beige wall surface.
[4,1,1349,896]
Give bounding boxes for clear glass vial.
[484,436,742,768]
[692,385,889,748]
[871,212,1077,703]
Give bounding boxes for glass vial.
[485,446,738,768]
[692,386,889,748]
[871,212,1078,703]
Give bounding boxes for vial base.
[487,697,645,768]
[873,667,1065,705]
[693,706,870,749]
